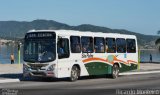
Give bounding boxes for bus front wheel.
[69,66,80,82]
[111,64,119,79]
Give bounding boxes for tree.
[156,30,160,51]
[158,30,160,34]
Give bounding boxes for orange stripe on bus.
[82,57,108,63]
[82,57,137,65]
[127,60,138,63]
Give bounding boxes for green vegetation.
[0,19,159,49]
[155,31,160,51]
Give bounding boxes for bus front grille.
[31,72,46,76]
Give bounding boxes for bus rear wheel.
[69,66,80,82]
[111,64,119,79]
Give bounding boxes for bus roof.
[27,29,137,39]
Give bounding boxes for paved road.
[1,73,160,95]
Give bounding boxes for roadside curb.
[0,79,20,83]
[120,70,160,75]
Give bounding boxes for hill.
[0,19,159,48]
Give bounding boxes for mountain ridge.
[0,19,158,48]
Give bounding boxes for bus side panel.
[82,53,113,75]
[82,52,138,75]
[119,54,138,72]
[118,38,138,72]
[57,58,72,78]
[57,54,89,78]
[119,63,138,72]
[70,54,89,76]
[84,62,112,75]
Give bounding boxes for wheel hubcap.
[113,65,119,78]
[71,68,78,81]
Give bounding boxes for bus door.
[57,36,70,78]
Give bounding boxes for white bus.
[23,30,138,81]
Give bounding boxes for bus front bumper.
[23,71,55,78]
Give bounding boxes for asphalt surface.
[1,73,160,95]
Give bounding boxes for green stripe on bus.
[85,62,112,75]
[84,62,138,75]
[119,63,138,72]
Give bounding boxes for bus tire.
[69,66,79,82]
[111,64,119,79]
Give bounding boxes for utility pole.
[18,42,21,66]
[138,49,141,71]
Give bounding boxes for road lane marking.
[0,71,160,83]
[120,70,160,75]
[0,79,20,83]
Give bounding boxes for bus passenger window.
[94,37,105,53]
[81,36,93,53]
[126,39,136,53]
[116,38,126,53]
[70,36,81,53]
[106,38,116,53]
[57,38,70,59]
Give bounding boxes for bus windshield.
[24,32,56,63]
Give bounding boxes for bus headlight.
[47,64,56,71]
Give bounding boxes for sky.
[0,0,160,35]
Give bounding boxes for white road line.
[0,79,20,83]
[120,70,160,75]
[0,71,160,83]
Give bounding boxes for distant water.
[0,44,160,64]
[140,49,160,63]
[0,44,23,64]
